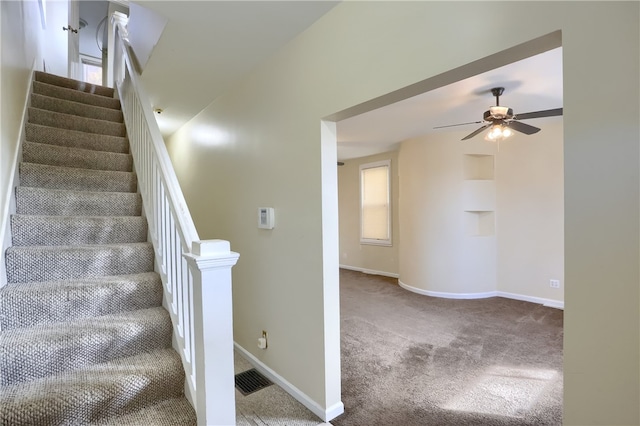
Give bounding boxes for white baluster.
[113,22,239,423]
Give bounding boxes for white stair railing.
[111,15,239,426]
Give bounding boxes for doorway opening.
[322,30,564,425]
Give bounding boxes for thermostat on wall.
[258,207,275,229]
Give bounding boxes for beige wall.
[1,0,43,285]
[496,118,564,302]
[398,130,498,296]
[166,2,639,423]
[338,151,399,276]
[398,118,564,306]
[1,0,70,287]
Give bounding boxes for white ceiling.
[131,1,339,138]
[336,47,563,160]
[128,2,561,159]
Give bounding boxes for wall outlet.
[549,279,560,288]
[258,330,268,349]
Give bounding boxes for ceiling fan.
[435,87,563,141]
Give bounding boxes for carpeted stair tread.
[23,141,133,172]
[15,187,142,216]
[1,307,172,386]
[5,242,154,284]
[0,272,162,330]
[0,348,185,426]
[29,107,126,137]
[10,215,147,246]
[26,123,129,154]
[31,93,124,123]
[35,70,114,97]
[19,162,137,192]
[1,71,193,425]
[33,80,121,110]
[89,397,197,426]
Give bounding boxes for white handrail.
[111,15,239,426]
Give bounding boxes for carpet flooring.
[234,350,325,426]
[333,269,563,426]
[1,71,194,424]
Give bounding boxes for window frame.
[359,159,392,246]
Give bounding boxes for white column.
[107,11,128,88]
[184,239,239,426]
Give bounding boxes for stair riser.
[11,216,148,246]
[26,124,129,154]
[29,108,126,137]
[35,71,114,97]
[0,274,163,330]
[31,93,123,123]
[0,72,192,425]
[87,398,197,426]
[20,163,137,193]
[0,350,185,426]
[22,142,133,172]
[33,81,121,110]
[5,244,154,284]
[15,187,142,216]
[1,310,172,386]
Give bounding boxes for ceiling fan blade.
[508,120,541,135]
[434,120,482,130]
[515,108,563,120]
[461,125,490,140]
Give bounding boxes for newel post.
[184,239,240,426]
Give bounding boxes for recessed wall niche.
[464,210,495,236]
[463,154,494,180]
[463,154,495,236]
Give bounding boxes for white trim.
[37,0,47,29]
[79,53,102,65]
[234,343,344,422]
[496,291,564,310]
[398,281,564,309]
[319,120,342,419]
[340,265,399,279]
[0,63,36,289]
[399,281,497,299]
[359,239,392,247]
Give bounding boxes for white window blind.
[360,160,391,245]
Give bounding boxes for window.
[80,55,103,85]
[360,160,391,246]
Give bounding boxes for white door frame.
[67,0,81,79]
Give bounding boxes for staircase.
[0,72,197,425]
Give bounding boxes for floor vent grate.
[235,368,273,396]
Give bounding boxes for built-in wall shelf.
[464,210,495,236]
[463,154,495,236]
[463,154,494,180]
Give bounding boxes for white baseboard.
[398,281,564,309]
[234,343,344,422]
[399,280,497,299]
[339,264,399,279]
[496,291,564,310]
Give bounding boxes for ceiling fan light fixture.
[489,106,511,118]
[485,124,513,142]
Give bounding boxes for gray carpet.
[234,350,325,426]
[0,71,196,424]
[333,269,563,426]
